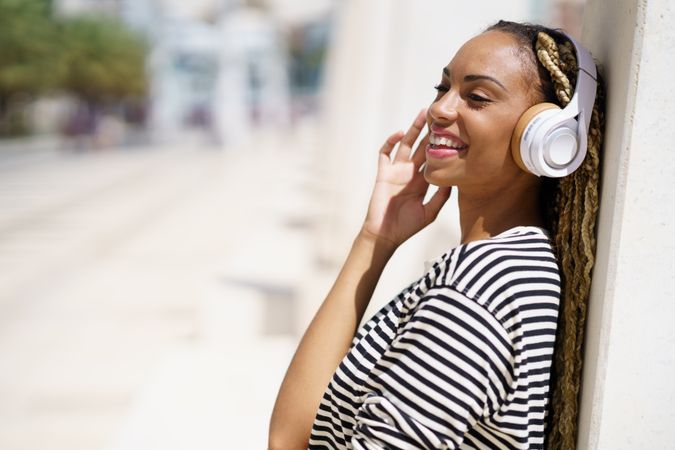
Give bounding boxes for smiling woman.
[269,20,604,450]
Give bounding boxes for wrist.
[355,227,399,257]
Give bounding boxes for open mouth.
[429,133,468,150]
[426,132,468,159]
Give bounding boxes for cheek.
[485,109,519,140]
[471,115,515,153]
[467,115,517,167]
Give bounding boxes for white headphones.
[510,33,598,178]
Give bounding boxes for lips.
[426,145,463,159]
[426,128,467,160]
[429,126,468,149]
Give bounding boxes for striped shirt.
[308,226,561,450]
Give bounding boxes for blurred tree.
[58,15,148,136]
[60,16,148,103]
[0,1,148,137]
[0,0,62,135]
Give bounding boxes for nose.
[428,90,460,124]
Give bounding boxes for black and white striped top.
[309,226,561,449]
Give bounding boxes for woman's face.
[424,30,541,195]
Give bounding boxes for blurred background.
[0,0,585,448]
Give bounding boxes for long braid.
[535,31,604,450]
[486,21,605,450]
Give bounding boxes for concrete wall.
[579,0,675,448]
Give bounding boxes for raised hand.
[361,109,452,249]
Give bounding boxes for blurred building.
[52,0,314,146]
[212,4,290,146]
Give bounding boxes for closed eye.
[433,84,449,92]
[468,93,491,103]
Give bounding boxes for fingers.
[411,133,429,167]
[424,186,452,223]
[379,130,405,161]
[395,108,428,162]
[380,108,429,164]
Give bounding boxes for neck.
[457,181,544,244]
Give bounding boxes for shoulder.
[427,226,558,286]
[423,226,560,324]
[450,226,559,293]
[459,225,557,264]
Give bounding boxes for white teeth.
[430,133,467,149]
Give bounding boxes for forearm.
[268,230,396,450]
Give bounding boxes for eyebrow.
[442,67,508,92]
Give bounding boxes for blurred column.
[213,6,290,148]
[577,0,675,448]
[313,0,396,267]
[148,19,220,143]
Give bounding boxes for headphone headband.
[561,34,597,132]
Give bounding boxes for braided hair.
[486,20,605,450]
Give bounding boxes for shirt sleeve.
[350,287,515,450]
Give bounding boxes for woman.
[269,20,604,450]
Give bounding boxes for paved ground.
[0,133,318,450]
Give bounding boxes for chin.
[423,166,459,188]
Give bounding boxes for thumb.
[423,186,452,224]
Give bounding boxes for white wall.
[579,0,675,448]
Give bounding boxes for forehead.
[446,30,531,89]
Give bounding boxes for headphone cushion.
[510,102,560,174]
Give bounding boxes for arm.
[268,109,451,450]
[268,229,395,450]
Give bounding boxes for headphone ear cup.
[511,102,561,174]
